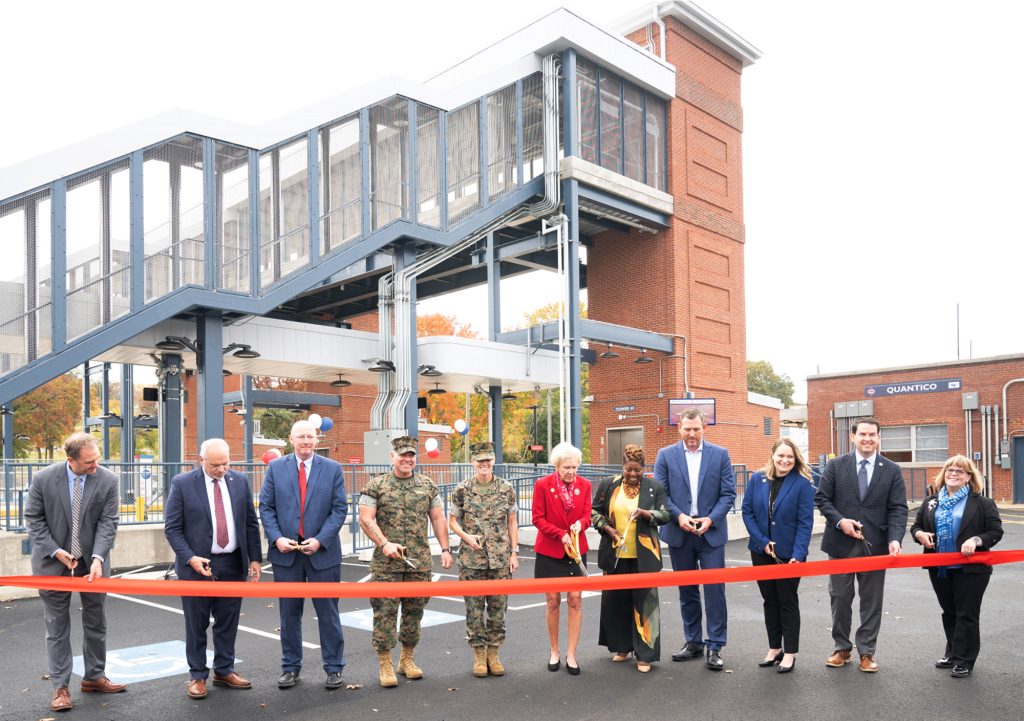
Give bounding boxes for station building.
[0,2,776,470]
[807,354,1024,502]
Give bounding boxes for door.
[607,427,644,467]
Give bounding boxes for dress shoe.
[213,672,252,689]
[278,671,300,689]
[187,679,207,699]
[325,672,343,689]
[637,661,652,673]
[935,656,955,669]
[548,658,561,672]
[758,650,784,667]
[671,642,705,662]
[566,660,581,675]
[825,649,852,667]
[51,687,73,712]
[778,657,796,674]
[859,655,879,673]
[81,676,127,693]
[612,652,631,662]
[950,664,972,678]
[706,649,725,671]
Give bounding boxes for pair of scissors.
[397,546,417,570]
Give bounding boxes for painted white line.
[108,592,319,649]
[114,565,154,578]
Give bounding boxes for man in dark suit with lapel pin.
[815,417,907,673]
[25,432,127,713]
[655,408,736,670]
[259,419,348,690]
[164,438,263,699]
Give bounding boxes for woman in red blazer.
[532,442,591,675]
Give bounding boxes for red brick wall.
[807,356,1024,501]
[587,20,776,471]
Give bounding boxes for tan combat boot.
[377,650,398,688]
[486,646,505,676]
[397,644,423,679]
[473,647,488,677]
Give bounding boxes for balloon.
[261,448,282,465]
[427,449,440,459]
[308,413,322,429]
[453,418,468,435]
[320,416,334,432]
[424,437,439,453]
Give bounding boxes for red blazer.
[532,471,592,559]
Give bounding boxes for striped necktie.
[70,476,83,559]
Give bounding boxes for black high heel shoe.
[777,657,796,674]
[758,651,784,667]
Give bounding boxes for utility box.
[962,392,979,410]
[363,429,407,465]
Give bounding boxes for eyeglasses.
[945,468,969,476]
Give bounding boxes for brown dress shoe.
[859,655,879,673]
[825,650,852,667]
[213,672,252,689]
[81,676,127,693]
[51,687,73,712]
[187,679,208,699]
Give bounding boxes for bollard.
[135,497,146,521]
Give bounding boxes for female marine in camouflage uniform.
[449,442,520,677]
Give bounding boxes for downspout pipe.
[1002,378,1024,442]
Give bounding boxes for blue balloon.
[320,416,334,432]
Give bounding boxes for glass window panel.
[599,72,622,172]
[488,84,516,201]
[370,98,409,230]
[257,152,277,288]
[645,95,666,189]
[277,137,311,280]
[623,84,644,182]
[521,73,544,183]
[35,196,52,358]
[108,167,131,321]
[577,60,598,164]
[321,116,362,251]
[416,105,441,227]
[447,102,480,226]
[880,426,911,451]
[0,208,26,373]
[216,142,251,293]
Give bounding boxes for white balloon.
[454,418,468,435]
[308,413,323,429]
[424,437,439,452]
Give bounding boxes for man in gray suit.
[25,432,126,712]
[815,417,907,673]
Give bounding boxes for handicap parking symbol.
[73,641,234,684]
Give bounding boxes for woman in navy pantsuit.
[741,438,815,673]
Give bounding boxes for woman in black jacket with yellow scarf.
[591,445,669,672]
[910,455,1003,678]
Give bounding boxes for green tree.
[747,360,795,407]
[13,373,81,459]
[258,408,303,453]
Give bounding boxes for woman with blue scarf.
[910,455,1003,678]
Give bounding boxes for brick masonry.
[807,355,1024,501]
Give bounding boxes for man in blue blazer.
[164,439,262,699]
[655,408,736,670]
[815,417,906,673]
[259,420,348,690]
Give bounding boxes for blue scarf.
[935,484,969,577]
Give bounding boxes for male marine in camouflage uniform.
[449,441,519,677]
[358,436,453,687]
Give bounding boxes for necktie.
[70,476,83,559]
[858,459,869,500]
[212,478,229,548]
[298,461,307,538]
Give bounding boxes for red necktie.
[298,461,307,538]
[213,478,229,548]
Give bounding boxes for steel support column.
[203,138,217,288]
[486,231,501,340]
[2,405,13,460]
[196,312,224,444]
[490,385,504,463]
[241,374,254,462]
[120,363,135,463]
[50,180,67,353]
[129,150,145,311]
[563,178,583,449]
[101,363,111,456]
[396,245,420,433]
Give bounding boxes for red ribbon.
[3,550,1022,599]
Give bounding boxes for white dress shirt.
[684,443,703,515]
[205,474,238,553]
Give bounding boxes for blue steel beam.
[159,354,182,464]
[129,150,144,312]
[248,149,260,295]
[50,180,67,354]
[489,385,503,464]
[486,231,500,341]
[496,318,673,353]
[240,374,253,463]
[564,179,583,449]
[222,389,341,408]
[576,184,670,227]
[203,138,217,289]
[196,312,224,443]
[307,128,321,267]
[562,48,578,157]
[120,363,135,463]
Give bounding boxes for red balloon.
[261,448,283,465]
[426,449,441,459]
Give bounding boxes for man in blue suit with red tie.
[259,420,348,690]
[655,408,736,670]
[164,438,262,700]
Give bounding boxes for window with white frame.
[880,424,947,462]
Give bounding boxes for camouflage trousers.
[460,566,511,648]
[370,569,432,651]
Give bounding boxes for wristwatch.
[440,547,451,553]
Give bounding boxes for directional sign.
[73,641,232,684]
[864,378,961,398]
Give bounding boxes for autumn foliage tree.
[13,373,81,459]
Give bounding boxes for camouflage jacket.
[360,471,441,574]
[450,476,517,569]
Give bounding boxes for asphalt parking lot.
[2,511,1023,721]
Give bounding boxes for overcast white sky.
[2,0,1022,402]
